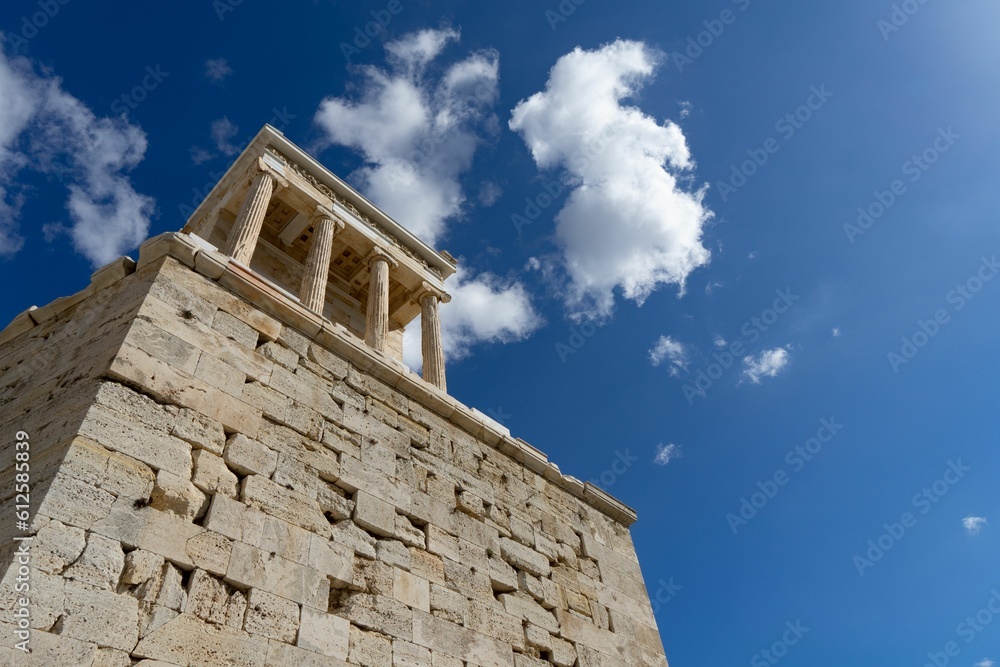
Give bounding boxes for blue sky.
[2,1,999,664]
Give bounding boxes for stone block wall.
[0,236,667,666]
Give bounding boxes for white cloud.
[314,27,499,246]
[478,180,503,207]
[648,335,688,377]
[211,117,240,156]
[509,39,712,319]
[713,335,728,348]
[974,659,994,667]
[653,443,682,466]
[402,267,542,370]
[189,146,215,165]
[204,58,233,83]
[0,43,154,265]
[742,347,791,384]
[963,516,988,536]
[832,327,842,337]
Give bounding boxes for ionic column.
[299,206,344,314]
[364,247,398,352]
[222,159,285,265]
[418,282,451,391]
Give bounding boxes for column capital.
[249,156,288,191]
[365,246,399,270]
[312,205,345,233]
[415,281,451,304]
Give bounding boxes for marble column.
[299,206,343,314]
[222,161,282,265]
[364,248,397,352]
[419,283,450,390]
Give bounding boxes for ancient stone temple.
[0,125,668,666]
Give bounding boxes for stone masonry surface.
[0,234,667,666]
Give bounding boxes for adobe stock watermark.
[682,288,799,403]
[213,0,243,21]
[5,0,71,54]
[843,127,959,243]
[512,123,625,235]
[887,255,997,373]
[716,85,833,202]
[554,319,602,363]
[544,0,590,31]
[852,459,970,576]
[919,588,1000,667]
[726,418,844,535]
[750,620,809,667]
[110,65,169,116]
[649,578,683,615]
[877,0,934,41]
[340,0,414,62]
[588,449,638,489]
[668,0,755,72]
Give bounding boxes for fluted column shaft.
[223,168,276,264]
[299,209,341,313]
[364,251,394,352]
[420,293,447,390]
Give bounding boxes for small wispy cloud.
[963,516,988,536]
[211,117,241,156]
[204,58,233,83]
[832,327,842,337]
[653,443,682,466]
[974,659,994,667]
[742,347,791,384]
[649,336,689,377]
[713,336,728,348]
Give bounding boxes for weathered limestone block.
[331,519,377,559]
[298,607,350,659]
[225,433,278,477]
[549,634,578,667]
[0,626,96,666]
[429,583,466,624]
[265,640,350,666]
[192,449,239,497]
[93,380,177,432]
[393,514,425,549]
[258,340,298,369]
[392,568,429,612]
[489,553,519,593]
[204,493,266,545]
[184,569,235,625]
[411,610,514,667]
[90,502,205,569]
[375,539,410,571]
[391,639,430,667]
[93,647,132,667]
[498,592,559,634]
[81,403,193,478]
[307,342,349,381]
[58,436,156,502]
[348,625,393,667]
[32,518,86,574]
[353,490,396,538]
[151,470,209,520]
[466,599,525,650]
[186,530,234,576]
[122,549,165,586]
[316,484,354,523]
[274,453,324,498]
[407,549,446,587]
[62,532,124,590]
[241,475,331,537]
[172,407,227,455]
[226,541,327,609]
[244,380,292,424]
[499,537,550,578]
[514,654,549,667]
[309,533,353,587]
[36,473,115,530]
[244,588,300,642]
[60,579,140,652]
[214,309,259,348]
[456,490,485,519]
[133,612,269,667]
[342,593,413,641]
